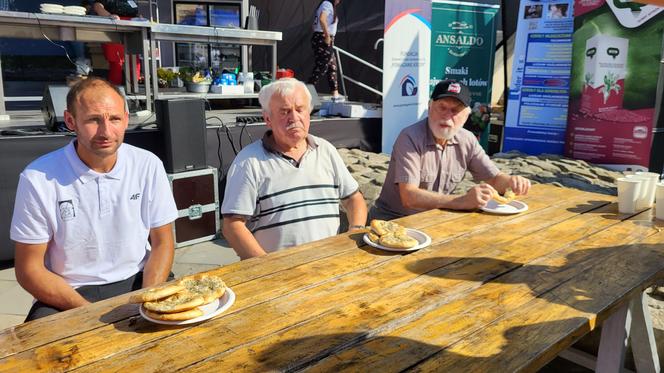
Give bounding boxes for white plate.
[63,11,87,16]
[40,4,63,10]
[363,228,432,252]
[41,9,64,14]
[63,5,86,11]
[481,199,529,215]
[139,287,236,325]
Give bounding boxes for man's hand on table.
[508,175,531,196]
[455,183,496,210]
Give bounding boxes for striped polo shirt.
[221,132,359,252]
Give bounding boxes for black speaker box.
[155,98,208,173]
[41,85,70,132]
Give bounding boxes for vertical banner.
[382,0,432,154]
[565,0,664,168]
[503,0,575,155]
[430,0,500,149]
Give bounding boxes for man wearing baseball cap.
[371,79,531,220]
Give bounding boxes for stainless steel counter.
[0,10,153,113]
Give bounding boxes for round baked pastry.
[142,291,206,313]
[370,219,407,236]
[378,232,418,249]
[144,307,204,321]
[178,274,227,304]
[128,283,185,303]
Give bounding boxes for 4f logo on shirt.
[58,200,75,221]
[130,193,141,200]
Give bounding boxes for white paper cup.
[617,177,642,214]
[635,172,660,208]
[656,182,664,220]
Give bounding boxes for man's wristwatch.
[349,225,366,230]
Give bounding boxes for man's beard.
[431,123,460,141]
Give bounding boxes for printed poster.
[565,0,664,168]
[430,0,500,149]
[503,0,575,155]
[382,0,432,154]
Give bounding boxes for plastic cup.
[625,174,649,209]
[635,172,660,208]
[617,177,642,214]
[656,182,664,220]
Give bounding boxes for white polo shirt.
[10,141,178,287]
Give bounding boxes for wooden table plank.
[304,212,664,372]
[59,191,622,372]
[0,184,598,362]
[406,218,664,372]
[2,185,644,373]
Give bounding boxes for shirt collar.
[64,140,124,184]
[423,118,460,148]
[261,130,319,154]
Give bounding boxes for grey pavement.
[0,238,239,330]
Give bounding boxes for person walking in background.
[307,0,344,101]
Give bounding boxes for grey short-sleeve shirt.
[375,118,500,217]
[221,133,359,252]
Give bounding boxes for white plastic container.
[244,72,254,94]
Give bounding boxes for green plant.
[157,68,178,82]
[602,71,621,103]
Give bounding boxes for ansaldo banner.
[565,0,664,168]
[430,0,500,149]
[503,0,575,155]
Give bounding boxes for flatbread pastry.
[142,291,206,313]
[144,307,204,321]
[378,232,418,249]
[370,219,407,236]
[367,231,381,243]
[128,283,186,303]
[493,188,516,205]
[179,274,227,304]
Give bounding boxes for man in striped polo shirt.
[221,78,367,259]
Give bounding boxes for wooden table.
[1,184,662,372]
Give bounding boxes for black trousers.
[24,271,174,322]
[308,31,338,92]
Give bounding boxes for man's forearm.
[143,223,175,287]
[142,244,173,288]
[223,219,267,260]
[18,269,89,311]
[400,185,464,211]
[486,173,511,194]
[341,192,368,229]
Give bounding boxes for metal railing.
[333,45,383,98]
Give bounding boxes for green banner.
[430,0,500,148]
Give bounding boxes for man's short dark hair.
[66,77,125,116]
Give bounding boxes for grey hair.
[258,78,312,115]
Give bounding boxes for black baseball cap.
[431,79,471,107]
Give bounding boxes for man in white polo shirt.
[10,77,178,321]
[221,78,367,259]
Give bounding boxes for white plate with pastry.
[363,228,431,252]
[481,199,529,215]
[139,287,235,325]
